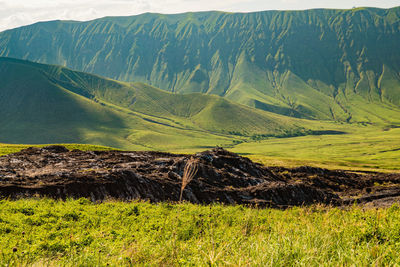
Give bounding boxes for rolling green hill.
[1,8,400,123]
[0,57,310,150]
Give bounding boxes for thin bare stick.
[179,157,199,202]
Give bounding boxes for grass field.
[1,199,400,266]
[232,125,400,172]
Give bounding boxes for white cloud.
[0,0,399,32]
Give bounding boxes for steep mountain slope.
[0,57,305,148]
[0,58,131,146]
[1,8,400,123]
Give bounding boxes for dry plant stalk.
[179,157,199,202]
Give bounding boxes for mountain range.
[1,7,400,124]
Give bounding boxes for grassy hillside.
[2,199,400,266]
[1,8,400,122]
[0,57,310,150]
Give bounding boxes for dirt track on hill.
[0,146,399,208]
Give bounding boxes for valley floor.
[2,124,399,172]
[232,125,400,172]
[1,199,400,266]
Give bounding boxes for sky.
[1,0,400,31]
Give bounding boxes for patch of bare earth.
[0,146,399,208]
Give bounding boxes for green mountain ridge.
[0,57,312,149]
[1,8,400,123]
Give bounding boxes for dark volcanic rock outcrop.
[0,146,399,207]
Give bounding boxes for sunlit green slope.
[1,8,400,122]
[0,57,308,150]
